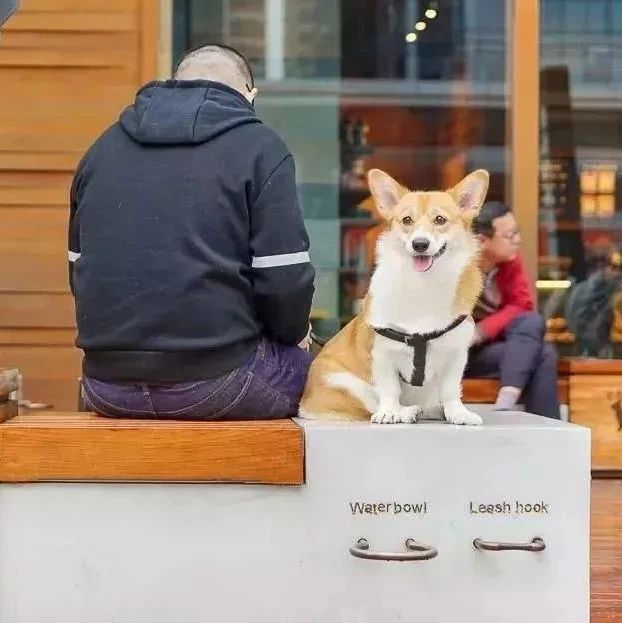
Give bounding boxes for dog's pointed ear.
[450,170,489,216]
[367,169,407,220]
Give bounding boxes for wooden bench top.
[462,357,622,404]
[462,377,569,404]
[0,413,304,485]
[557,358,622,375]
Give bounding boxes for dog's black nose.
[412,238,430,253]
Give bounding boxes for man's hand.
[297,323,312,351]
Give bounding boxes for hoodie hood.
[119,79,260,145]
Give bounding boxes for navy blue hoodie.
[68,80,314,382]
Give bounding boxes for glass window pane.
[586,1,607,33]
[542,0,563,33]
[173,0,510,338]
[565,1,586,33]
[540,0,622,358]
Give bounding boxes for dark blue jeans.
[83,340,312,420]
[466,312,560,419]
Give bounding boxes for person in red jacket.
[466,201,560,418]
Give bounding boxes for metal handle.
[349,538,438,561]
[473,537,546,552]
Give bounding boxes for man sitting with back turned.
[68,44,314,420]
[466,202,560,419]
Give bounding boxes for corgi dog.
[300,168,489,425]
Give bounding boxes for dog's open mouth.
[413,243,447,272]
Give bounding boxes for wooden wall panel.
[0,294,75,327]
[569,374,622,471]
[0,0,159,409]
[0,207,69,291]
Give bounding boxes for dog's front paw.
[444,401,483,426]
[396,404,422,423]
[371,407,399,424]
[371,404,421,424]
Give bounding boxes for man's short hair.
[174,43,254,94]
[473,201,512,237]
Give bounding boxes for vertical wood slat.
[508,0,540,286]
[139,0,159,84]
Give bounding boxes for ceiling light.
[405,32,418,43]
[415,21,427,31]
[425,8,437,19]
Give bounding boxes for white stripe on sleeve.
[68,250,81,262]
[251,251,310,268]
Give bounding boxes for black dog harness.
[374,315,468,386]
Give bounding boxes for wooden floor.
[592,479,622,622]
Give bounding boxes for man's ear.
[450,170,489,216]
[367,169,407,221]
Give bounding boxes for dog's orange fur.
[303,298,375,420]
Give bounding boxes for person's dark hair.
[174,43,254,90]
[473,201,511,237]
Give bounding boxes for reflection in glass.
[174,0,509,339]
[540,0,622,358]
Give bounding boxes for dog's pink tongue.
[413,256,433,272]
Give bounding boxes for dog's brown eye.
[434,215,447,226]
[402,216,413,226]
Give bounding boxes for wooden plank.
[0,413,304,484]
[509,0,539,284]
[559,357,622,375]
[0,345,80,379]
[0,262,67,293]
[0,186,68,206]
[0,328,76,345]
[569,374,622,471]
[0,66,137,88]
[0,170,73,188]
[139,0,159,83]
[158,0,172,79]
[591,479,622,622]
[5,12,138,32]
[462,378,500,404]
[0,293,75,328]
[0,151,80,171]
[0,205,68,245]
[0,207,69,292]
[0,30,136,51]
[19,0,138,11]
[463,377,569,405]
[0,127,121,155]
[0,48,132,67]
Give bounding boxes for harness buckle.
[404,335,417,347]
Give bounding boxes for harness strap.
[374,315,468,386]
